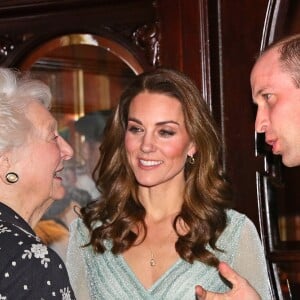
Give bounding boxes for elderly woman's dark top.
[0,202,75,299]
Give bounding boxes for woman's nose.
[59,136,74,160]
[140,132,155,153]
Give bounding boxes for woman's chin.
[52,186,66,201]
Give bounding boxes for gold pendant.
[150,250,156,267]
[150,257,156,267]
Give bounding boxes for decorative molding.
[260,0,289,51]
[132,21,161,67]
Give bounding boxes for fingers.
[195,262,260,300]
[218,262,261,299]
[195,285,207,300]
[218,261,240,286]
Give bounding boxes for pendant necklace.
[148,229,176,267]
[150,249,156,267]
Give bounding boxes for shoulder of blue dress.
[225,208,246,226]
[207,209,248,262]
[69,217,89,242]
[69,217,111,249]
[216,209,247,247]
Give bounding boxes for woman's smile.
[125,91,195,188]
[139,159,163,167]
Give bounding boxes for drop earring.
[6,172,19,183]
[188,155,195,165]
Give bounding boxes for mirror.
[21,34,142,254]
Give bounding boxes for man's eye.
[262,93,272,101]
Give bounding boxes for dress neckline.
[119,253,184,291]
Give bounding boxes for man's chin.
[282,155,300,168]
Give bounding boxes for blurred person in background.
[74,110,111,200]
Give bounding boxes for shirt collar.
[0,201,36,236]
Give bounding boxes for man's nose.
[255,107,269,133]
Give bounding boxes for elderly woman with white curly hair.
[0,68,75,299]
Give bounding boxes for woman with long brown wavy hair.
[66,68,271,299]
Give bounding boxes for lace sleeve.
[66,219,90,300]
[232,217,272,300]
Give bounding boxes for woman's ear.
[188,142,197,157]
[0,153,11,184]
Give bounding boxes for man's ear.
[0,153,11,184]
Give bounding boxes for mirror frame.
[20,33,144,75]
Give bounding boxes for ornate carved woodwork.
[0,0,158,70]
[132,21,161,67]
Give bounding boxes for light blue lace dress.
[66,209,272,300]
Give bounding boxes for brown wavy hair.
[81,68,233,267]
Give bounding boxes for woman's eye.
[51,130,59,141]
[159,129,175,137]
[127,125,142,133]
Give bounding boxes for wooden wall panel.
[157,0,204,93]
[219,0,269,225]
[157,0,269,227]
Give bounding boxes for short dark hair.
[262,34,300,87]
